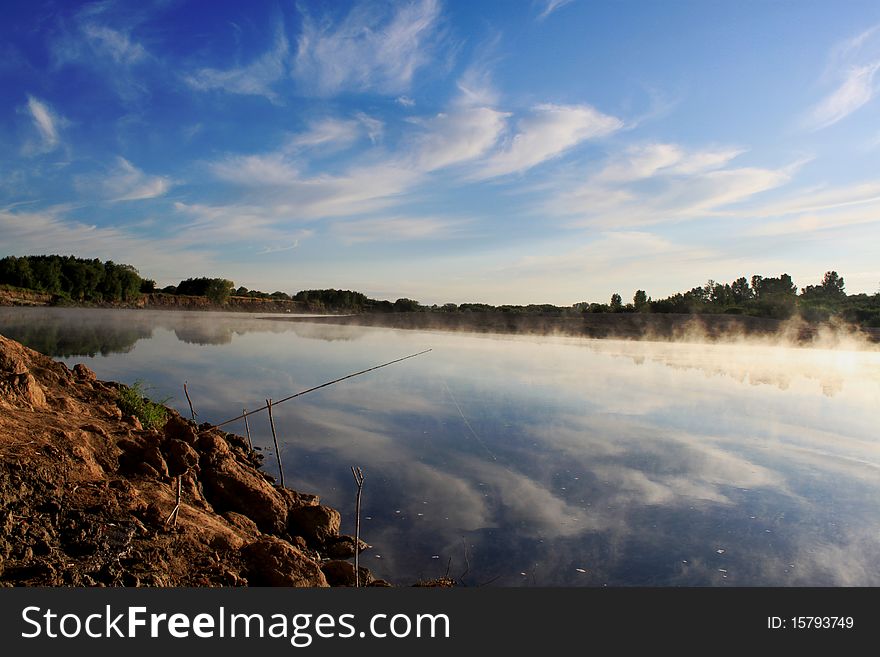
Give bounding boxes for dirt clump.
[0,332,377,587]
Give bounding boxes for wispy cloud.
[293,0,443,96]
[413,106,510,171]
[0,206,213,280]
[745,180,880,237]
[97,157,171,202]
[80,23,147,65]
[288,114,384,150]
[804,24,880,129]
[545,143,798,229]
[806,62,880,129]
[257,229,313,254]
[205,157,421,224]
[395,95,416,107]
[184,24,289,102]
[476,103,623,179]
[21,95,67,155]
[537,0,575,21]
[51,15,153,100]
[331,216,467,244]
[595,143,745,183]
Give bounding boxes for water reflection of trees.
[0,310,152,357]
[0,308,351,357]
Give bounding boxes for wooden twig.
[242,408,253,451]
[184,381,197,421]
[164,475,183,527]
[351,466,365,587]
[459,537,470,585]
[266,398,285,488]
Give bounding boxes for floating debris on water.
[576,568,587,573]
[716,549,726,554]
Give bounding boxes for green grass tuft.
[117,380,170,430]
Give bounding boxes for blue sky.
[2,0,879,305]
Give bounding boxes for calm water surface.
[3,307,879,586]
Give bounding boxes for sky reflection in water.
[3,308,879,586]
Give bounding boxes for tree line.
[575,271,879,327]
[2,255,877,327]
[0,255,149,303]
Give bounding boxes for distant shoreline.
[3,286,878,346]
[266,311,880,346]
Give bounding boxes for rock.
[288,505,341,546]
[200,449,289,534]
[197,431,230,455]
[72,364,97,382]
[277,487,320,512]
[240,537,328,587]
[126,415,143,430]
[141,446,169,479]
[320,560,373,587]
[324,535,368,559]
[164,415,198,445]
[165,439,199,476]
[289,535,309,551]
[223,512,259,535]
[12,373,47,409]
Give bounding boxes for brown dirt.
[0,332,375,587]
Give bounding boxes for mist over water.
[3,307,879,586]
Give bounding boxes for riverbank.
[0,332,381,587]
[0,287,305,314]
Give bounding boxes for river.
[2,306,879,586]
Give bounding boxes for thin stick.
[164,475,183,527]
[266,398,285,488]
[351,466,365,587]
[213,349,432,428]
[242,408,253,451]
[184,381,197,421]
[459,537,470,585]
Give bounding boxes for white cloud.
[293,0,442,96]
[184,25,288,101]
[537,0,575,21]
[414,106,510,171]
[396,95,416,107]
[546,143,798,229]
[0,206,213,280]
[22,95,66,154]
[80,23,147,65]
[205,157,421,224]
[596,143,744,183]
[477,103,623,179]
[331,216,467,244]
[806,62,880,129]
[99,157,171,201]
[51,19,152,100]
[211,153,301,187]
[286,114,384,151]
[749,205,880,237]
[804,24,880,129]
[747,180,880,218]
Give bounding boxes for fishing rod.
[211,348,433,429]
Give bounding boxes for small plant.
[117,380,170,430]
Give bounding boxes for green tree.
[633,290,648,311]
[205,279,234,305]
[610,293,622,312]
